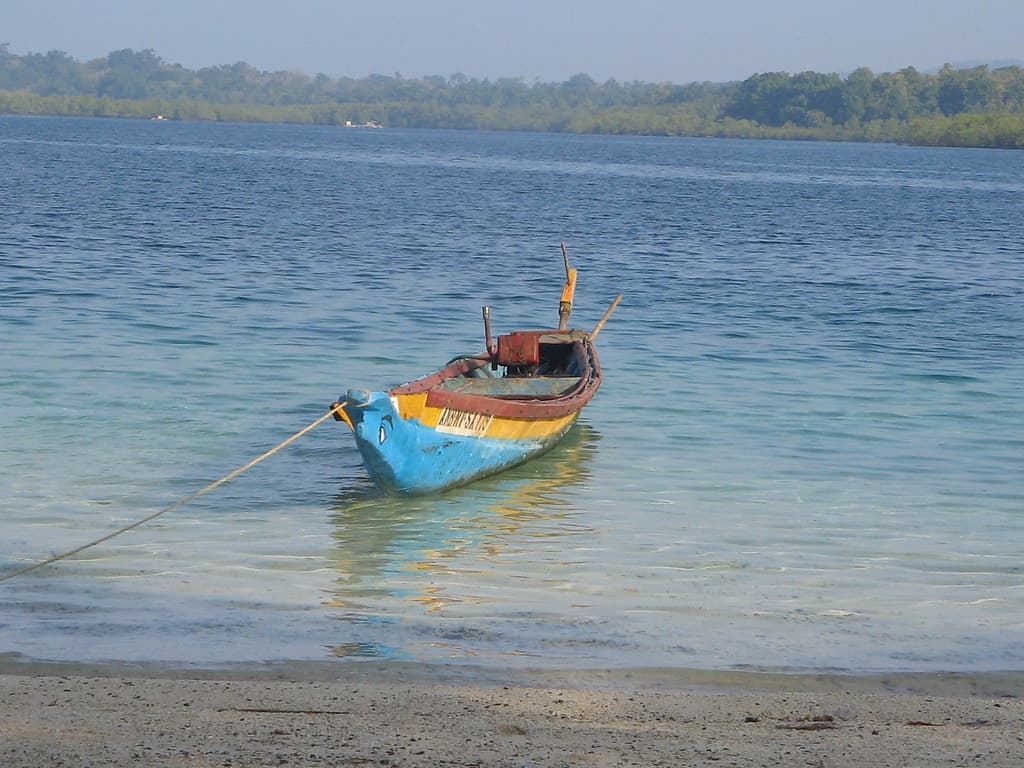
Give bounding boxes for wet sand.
[2,661,1023,767]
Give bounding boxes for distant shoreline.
[5,48,1024,151]
[2,103,1023,151]
[3,71,1024,151]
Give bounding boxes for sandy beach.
[2,661,1022,767]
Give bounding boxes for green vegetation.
[2,46,1023,148]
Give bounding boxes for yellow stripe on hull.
[392,392,578,440]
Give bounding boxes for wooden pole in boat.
[482,305,496,367]
[558,242,578,330]
[590,294,623,340]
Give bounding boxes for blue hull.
[342,392,575,495]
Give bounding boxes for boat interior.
[437,330,589,399]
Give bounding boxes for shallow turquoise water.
[1,116,1022,672]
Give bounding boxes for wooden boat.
[331,246,620,495]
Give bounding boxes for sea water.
[1,116,1022,673]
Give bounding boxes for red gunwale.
[389,332,602,420]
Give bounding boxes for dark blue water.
[1,116,1022,673]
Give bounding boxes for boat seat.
[439,376,581,398]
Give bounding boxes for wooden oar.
[590,294,623,339]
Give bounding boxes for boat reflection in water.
[323,423,600,660]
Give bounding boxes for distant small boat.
[331,245,620,494]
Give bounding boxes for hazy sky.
[5,0,1023,83]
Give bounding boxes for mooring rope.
[0,402,346,583]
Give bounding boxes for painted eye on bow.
[378,415,393,444]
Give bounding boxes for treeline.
[726,66,1024,125]
[2,46,1023,148]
